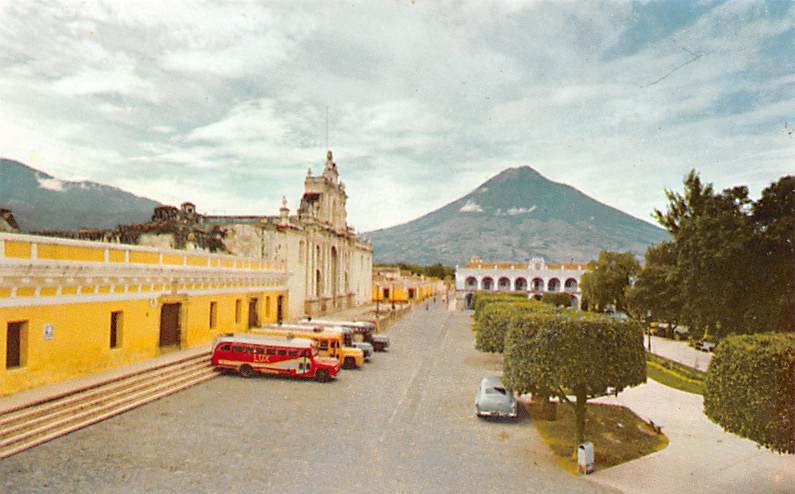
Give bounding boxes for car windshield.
[485,386,507,395]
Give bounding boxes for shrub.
[541,292,574,308]
[703,333,795,454]
[471,292,528,319]
[474,302,529,353]
[504,316,646,445]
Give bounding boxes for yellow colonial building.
[372,267,447,305]
[0,232,287,396]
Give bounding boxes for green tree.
[704,333,794,453]
[625,242,682,329]
[749,176,795,332]
[653,170,775,338]
[580,251,640,313]
[474,302,530,353]
[503,317,646,446]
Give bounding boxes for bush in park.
[474,302,529,353]
[471,292,528,319]
[503,317,646,446]
[541,292,574,308]
[704,333,795,454]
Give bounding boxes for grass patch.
[646,353,705,395]
[527,400,668,474]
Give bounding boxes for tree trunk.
[575,389,587,445]
[542,395,557,421]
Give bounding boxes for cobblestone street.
[0,303,612,494]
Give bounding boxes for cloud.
[496,206,537,216]
[459,200,484,213]
[36,176,65,192]
[0,0,792,235]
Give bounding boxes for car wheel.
[239,365,254,378]
[315,369,330,383]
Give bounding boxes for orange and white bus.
[264,323,373,361]
[211,334,341,382]
[254,326,365,369]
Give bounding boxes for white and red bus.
[211,334,341,382]
[298,318,390,351]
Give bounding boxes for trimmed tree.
[504,317,646,446]
[474,302,529,353]
[704,333,795,454]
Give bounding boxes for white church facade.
[205,150,373,319]
[455,256,590,309]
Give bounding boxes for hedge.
[541,292,575,308]
[471,292,529,319]
[703,333,795,454]
[474,302,530,353]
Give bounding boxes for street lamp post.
[391,283,395,310]
[376,283,380,316]
[646,310,653,352]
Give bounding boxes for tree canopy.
[649,171,794,337]
[580,251,640,313]
[625,242,682,327]
[503,316,646,445]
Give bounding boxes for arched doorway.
[565,278,578,292]
[498,277,511,291]
[531,278,544,291]
[465,293,474,310]
[465,277,478,290]
[481,277,494,291]
[515,277,527,291]
[547,278,561,292]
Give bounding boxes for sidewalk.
[0,345,210,414]
[588,379,795,494]
[646,334,712,371]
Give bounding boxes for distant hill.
[365,166,669,265]
[0,159,159,232]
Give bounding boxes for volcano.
[364,166,668,265]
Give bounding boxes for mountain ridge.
[0,158,160,232]
[365,165,668,265]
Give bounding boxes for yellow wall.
[0,233,289,396]
[371,280,441,303]
[0,289,288,396]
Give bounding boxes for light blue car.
[475,376,518,418]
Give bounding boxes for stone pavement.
[0,346,209,411]
[588,379,795,494]
[645,334,712,371]
[0,302,613,494]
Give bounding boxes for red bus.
[211,334,341,382]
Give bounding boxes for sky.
[0,0,793,233]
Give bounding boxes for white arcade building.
[455,256,591,309]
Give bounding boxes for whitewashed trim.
[0,285,288,308]
[0,231,286,267]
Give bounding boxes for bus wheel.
[343,357,355,369]
[239,365,254,378]
[315,369,330,383]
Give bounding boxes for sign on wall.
[43,323,54,341]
